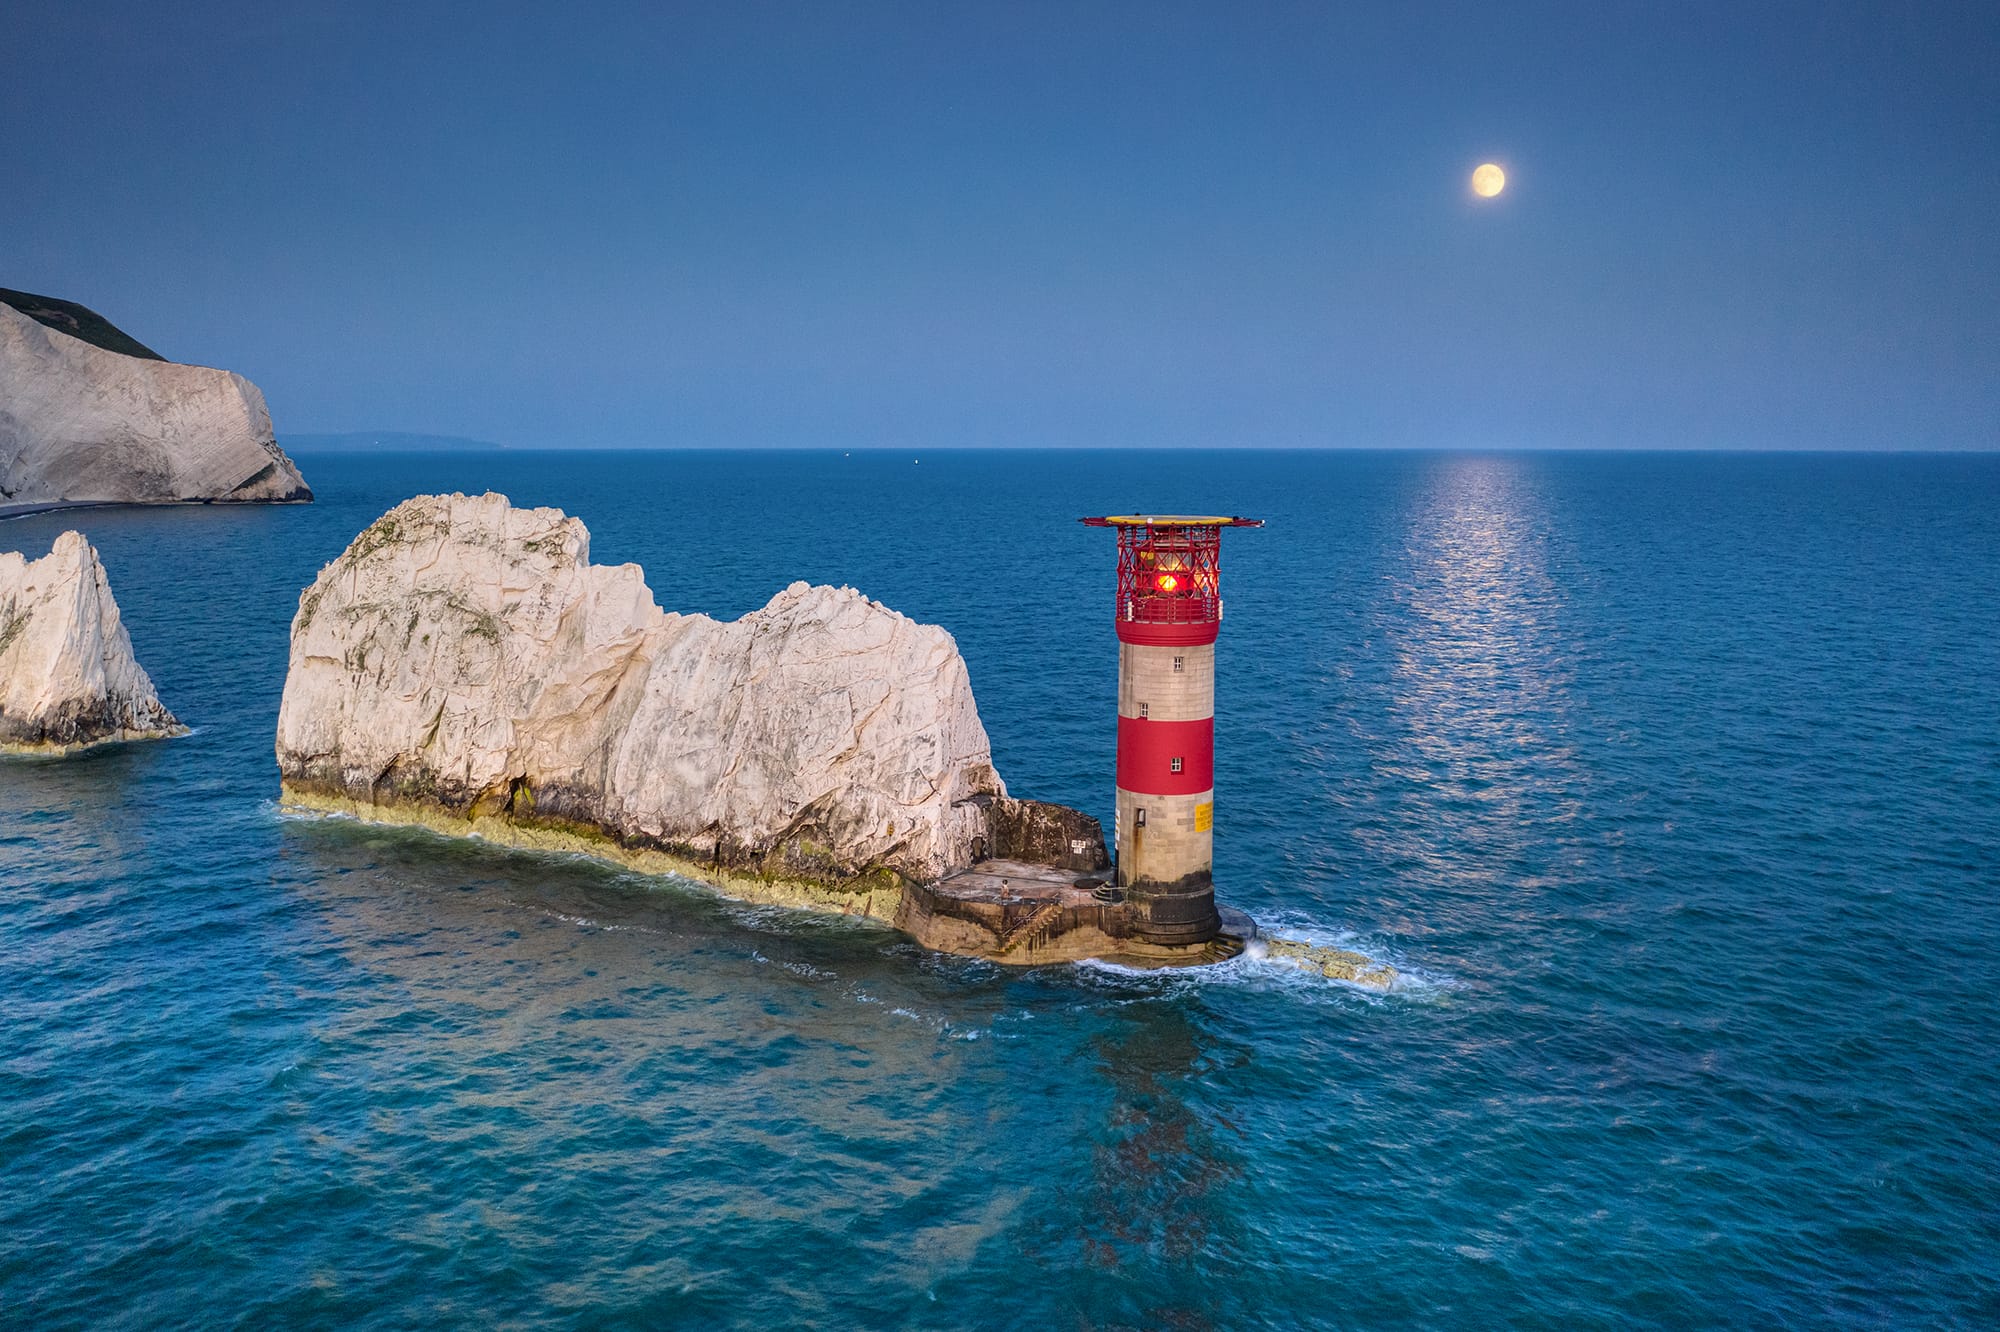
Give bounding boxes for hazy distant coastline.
[282,432,506,455]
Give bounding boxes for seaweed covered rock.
[275,493,1029,912]
[0,531,183,753]
[1262,936,1396,990]
[0,294,310,514]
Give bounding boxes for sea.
[2,449,1996,1329]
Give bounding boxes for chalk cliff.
[0,293,310,514]
[0,531,183,753]
[275,493,1088,917]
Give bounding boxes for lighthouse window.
[1171,757,1183,773]
[1138,702,1148,718]
[1173,656,1184,672]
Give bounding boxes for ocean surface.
[2,449,1997,1330]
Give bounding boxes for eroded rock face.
[0,531,183,752]
[276,493,1017,907]
[0,298,310,513]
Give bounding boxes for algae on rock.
[1264,936,1397,990]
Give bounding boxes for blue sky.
[7,2,1995,448]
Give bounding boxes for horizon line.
[279,441,2000,456]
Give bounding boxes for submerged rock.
[275,493,1082,917]
[1264,936,1397,990]
[0,293,310,514]
[0,531,184,753]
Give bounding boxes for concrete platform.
[893,857,1254,967]
[929,858,1109,908]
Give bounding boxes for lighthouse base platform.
[896,858,1256,967]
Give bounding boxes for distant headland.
[0,288,310,517]
[281,432,506,455]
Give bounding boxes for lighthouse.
[1080,514,1262,946]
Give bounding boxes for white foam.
[1068,917,1452,1004]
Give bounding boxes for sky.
[6,1,1996,450]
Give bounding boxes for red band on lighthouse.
[1114,618,1220,647]
[1116,716,1214,795]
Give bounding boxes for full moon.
[1471,163,1507,197]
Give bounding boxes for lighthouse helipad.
[898,514,1262,966]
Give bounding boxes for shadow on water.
[0,738,164,893]
[259,811,1237,1326]
[270,809,1267,1329]
[994,997,1249,1332]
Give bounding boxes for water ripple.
[3,450,1998,1328]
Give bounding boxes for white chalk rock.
[276,493,1007,886]
[0,531,183,752]
[0,300,310,513]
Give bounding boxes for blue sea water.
[2,449,1997,1329]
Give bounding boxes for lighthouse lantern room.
[1080,514,1262,946]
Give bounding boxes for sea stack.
[275,493,1103,931]
[0,531,184,753]
[0,290,310,514]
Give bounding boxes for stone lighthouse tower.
[1080,515,1262,946]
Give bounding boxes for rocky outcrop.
[0,294,310,514]
[1262,937,1396,990]
[983,796,1112,873]
[0,531,183,753]
[275,493,1062,917]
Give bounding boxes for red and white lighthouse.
[1080,514,1262,946]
